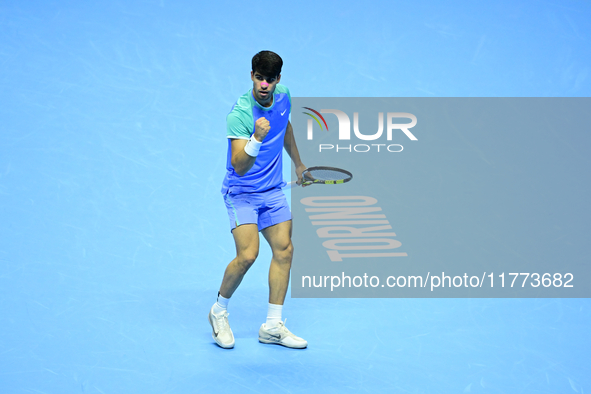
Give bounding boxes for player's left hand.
[295,164,308,187]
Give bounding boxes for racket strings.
[307,169,349,181]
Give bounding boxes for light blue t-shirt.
[221,84,291,194]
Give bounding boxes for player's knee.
[237,250,258,270]
[275,241,293,265]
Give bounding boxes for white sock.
[266,303,283,327]
[212,293,230,315]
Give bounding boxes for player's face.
[251,71,281,107]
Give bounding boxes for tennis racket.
[285,166,352,188]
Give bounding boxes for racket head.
[301,166,352,186]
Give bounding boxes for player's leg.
[209,191,261,349]
[220,223,260,298]
[217,192,262,299]
[208,223,259,349]
[261,220,293,306]
[257,189,307,348]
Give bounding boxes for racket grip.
[283,180,298,189]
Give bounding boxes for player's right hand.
[254,117,270,141]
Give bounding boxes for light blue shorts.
[224,187,291,232]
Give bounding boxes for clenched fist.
[254,117,270,142]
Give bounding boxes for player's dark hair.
[252,51,283,78]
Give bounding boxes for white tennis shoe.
[258,320,307,349]
[208,306,235,349]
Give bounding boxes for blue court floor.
[1,1,590,393]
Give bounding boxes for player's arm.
[283,120,307,185]
[231,117,270,176]
[230,139,256,176]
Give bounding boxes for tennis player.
[208,51,308,349]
